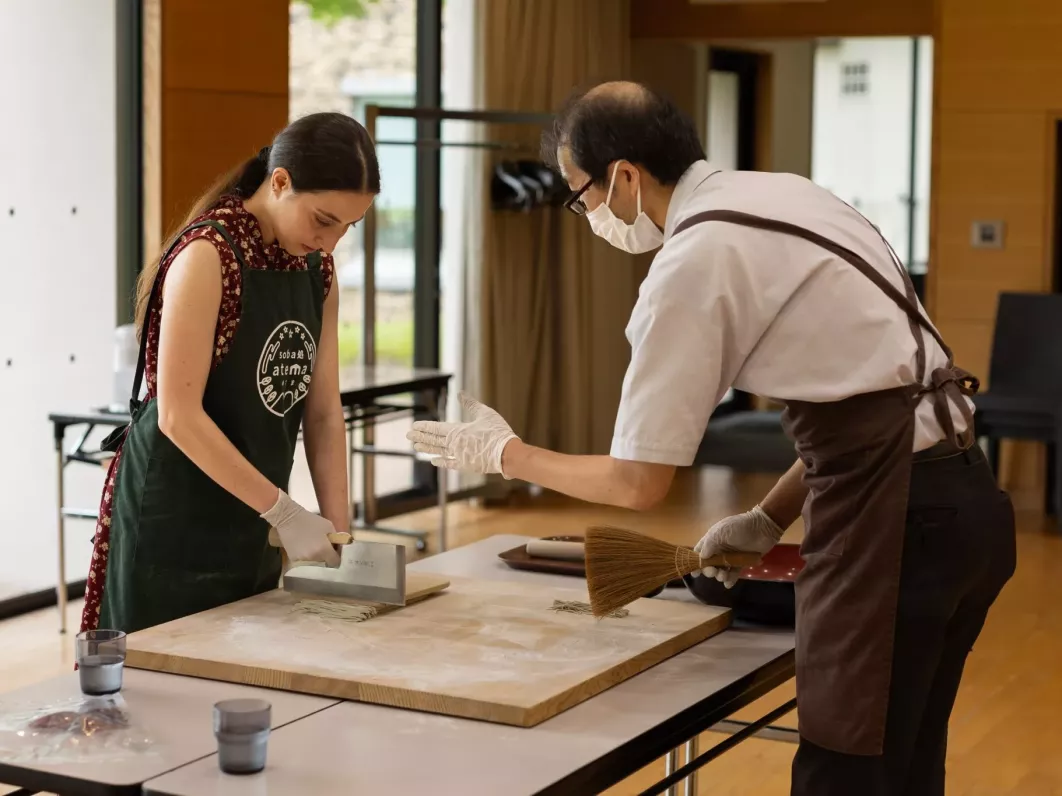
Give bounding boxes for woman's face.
[267,168,375,257]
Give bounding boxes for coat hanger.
[516,161,568,205]
[491,163,532,211]
[506,161,545,207]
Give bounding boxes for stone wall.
[288,0,416,121]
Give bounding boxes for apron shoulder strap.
[673,208,980,449]
[128,219,248,408]
[672,208,954,380]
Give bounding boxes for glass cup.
[214,699,272,774]
[76,629,127,695]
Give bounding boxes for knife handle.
[267,528,353,548]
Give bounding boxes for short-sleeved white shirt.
[610,160,972,466]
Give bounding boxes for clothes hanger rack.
[361,104,555,370]
[350,106,555,545]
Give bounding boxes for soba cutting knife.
[267,529,407,605]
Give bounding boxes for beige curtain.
[478,0,641,457]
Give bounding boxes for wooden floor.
[2,466,1060,795]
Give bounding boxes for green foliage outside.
[377,207,415,250]
[338,317,414,366]
[297,0,380,25]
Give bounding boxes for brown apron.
[673,209,979,756]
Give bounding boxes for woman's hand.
[261,490,341,567]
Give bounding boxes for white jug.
[113,324,138,410]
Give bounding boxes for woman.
[80,112,380,635]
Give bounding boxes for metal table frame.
[534,658,797,796]
[0,534,797,796]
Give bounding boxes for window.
[841,62,869,96]
[814,38,933,278]
[288,0,420,510]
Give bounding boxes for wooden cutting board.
[124,576,731,727]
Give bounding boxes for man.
[407,81,1015,795]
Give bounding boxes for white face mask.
[585,163,664,254]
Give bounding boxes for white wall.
[439,0,485,493]
[0,0,117,600]
[812,37,934,272]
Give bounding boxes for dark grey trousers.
[791,445,1016,796]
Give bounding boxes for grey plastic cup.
[214,699,271,774]
[76,629,127,695]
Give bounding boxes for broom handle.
[697,550,764,568]
[267,528,353,548]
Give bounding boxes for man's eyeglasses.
[563,178,593,216]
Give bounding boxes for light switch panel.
[971,220,1005,249]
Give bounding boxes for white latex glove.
[692,505,783,588]
[260,490,341,568]
[405,392,519,477]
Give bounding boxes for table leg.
[55,443,67,635]
[362,416,377,526]
[347,418,356,531]
[431,386,448,553]
[663,749,679,796]
[683,737,699,796]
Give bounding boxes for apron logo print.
[257,321,317,417]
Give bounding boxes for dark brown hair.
[133,112,380,336]
[541,82,704,186]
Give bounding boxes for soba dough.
[291,600,378,622]
[550,599,629,618]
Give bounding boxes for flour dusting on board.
[126,575,731,717]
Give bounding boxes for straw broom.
[584,525,763,618]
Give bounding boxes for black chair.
[693,410,798,473]
[973,292,1062,519]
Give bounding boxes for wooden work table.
[0,535,796,796]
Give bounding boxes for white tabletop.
[144,535,795,796]
[0,668,337,793]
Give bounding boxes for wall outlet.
[971,220,1005,249]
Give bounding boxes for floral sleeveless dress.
[79,196,335,632]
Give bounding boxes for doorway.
[706,47,768,418]
[707,48,765,173]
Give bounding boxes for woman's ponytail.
[131,152,261,339]
[132,112,380,340]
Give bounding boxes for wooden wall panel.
[938,4,1062,112]
[631,39,703,122]
[143,0,289,247]
[932,0,1062,507]
[162,92,290,234]
[142,0,163,263]
[630,0,933,40]
[163,0,290,94]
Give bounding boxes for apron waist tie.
[915,365,980,451]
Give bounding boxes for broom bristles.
[584,525,760,618]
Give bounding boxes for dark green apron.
[98,219,325,633]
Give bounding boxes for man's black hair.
[541,81,706,186]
